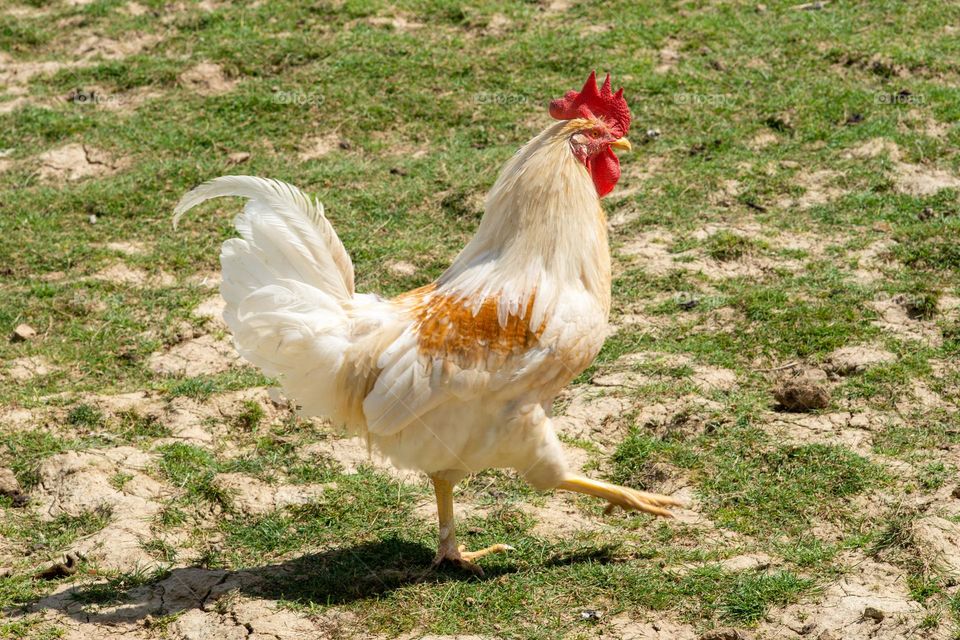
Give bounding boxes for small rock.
[774,376,830,412]
[862,606,884,622]
[0,468,21,496]
[338,140,351,150]
[227,151,251,165]
[755,3,767,11]
[11,323,37,342]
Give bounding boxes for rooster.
[174,72,678,574]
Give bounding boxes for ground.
[1,0,960,639]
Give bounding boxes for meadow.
[1,1,959,638]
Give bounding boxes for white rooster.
[174,72,677,574]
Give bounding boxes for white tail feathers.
[173,175,357,422]
[173,175,354,300]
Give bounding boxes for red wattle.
[587,146,621,197]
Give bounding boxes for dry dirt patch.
[850,238,898,285]
[0,55,72,92]
[763,552,925,640]
[301,436,421,484]
[179,62,237,96]
[36,144,127,182]
[35,447,170,572]
[214,473,332,516]
[386,260,417,277]
[147,334,241,377]
[5,356,56,381]
[824,345,897,375]
[868,298,941,346]
[748,130,780,150]
[193,294,227,330]
[778,169,844,210]
[912,516,960,574]
[100,241,151,256]
[91,263,175,287]
[620,229,802,280]
[74,33,161,61]
[893,161,960,196]
[366,15,425,31]
[845,137,960,196]
[765,410,885,458]
[656,39,682,73]
[297,132,342,160]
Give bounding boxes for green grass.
[2,0,959,636]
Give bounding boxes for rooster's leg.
[558,475,679,518]
[430,474,513,576]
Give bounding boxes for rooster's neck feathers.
[435,120,612,329]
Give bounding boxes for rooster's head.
[549,71,632,197]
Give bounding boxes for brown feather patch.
[396,285,544,364]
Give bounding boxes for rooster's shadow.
[27,537,616,626]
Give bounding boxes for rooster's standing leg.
[558,475,678,518]
[430,474,513,576]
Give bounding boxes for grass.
[1,0,959,637]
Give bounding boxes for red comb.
[549,71,631,138]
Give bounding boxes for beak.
[610,137,632,153]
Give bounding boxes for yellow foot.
[432,543,514,576]
[601,485,678,517]
[559,476,680,518]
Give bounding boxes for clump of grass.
[223,471,421,561]
[917,461,953,492]
[718,570,814,623]
[156,504,187,528]
[873,410,960,455]
[167,377,217,401]
[5,506,114,554]
[1,431,68,490]
[115,409,170,440]
[141,538,178,563]
[110,472,133,491]
[698,441,884,536]
[704,231,761,262]
[901,291,939,320]
[70,567,170,606]
[66,403,104,429]
[156,443,230,507]
[231,400,265,431]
